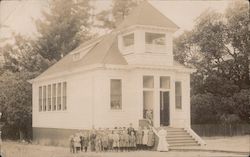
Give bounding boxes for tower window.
[123,33,134,47]
[145,32,165,45]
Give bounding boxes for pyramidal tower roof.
[117,1,179,30]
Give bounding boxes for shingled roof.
[34,1,180,80]
[36,32,127,79]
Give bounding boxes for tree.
[174,0,250,124]
[3,0,94,73]
[232,89,250,123]
[2,34,52,73]
[34,0,93,61]
[96,0,140,29]
[0,70,36,140]
[225,1,250,87]
[0,0,94,140]
[174,0,249,89]
[191,93,221,124]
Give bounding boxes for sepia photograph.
[0,0,249,156]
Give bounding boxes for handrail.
[184,127,206,146]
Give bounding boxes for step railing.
[184,127,206,146]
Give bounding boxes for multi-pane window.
[57,83,62,110]
[175,81,182,109]
[143,91,154,119]
[62,82,67,110]
[48,85,52,111]
[110,79,122,110]
[38,82,67,112]
[145,32,166,45]
[143,76,154,121]
[52,84,57,111]
[39,87,42,112]
[123,33,134,47]
[43,86,47,111]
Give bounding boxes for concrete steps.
[165,127,200,148]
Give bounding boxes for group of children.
[69,124,155,153]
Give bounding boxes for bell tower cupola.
[117,1,179,66]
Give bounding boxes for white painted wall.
[170,72,191,128]
[32,67,191,130]
[91,69,141,129]
[32,71,94,130]
[90,68,191,129]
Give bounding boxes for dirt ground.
[1,136,249,157]
[173,135,250,153]
[203,135,250,152]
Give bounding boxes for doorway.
[160,91,170,126]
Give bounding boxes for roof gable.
[117,1,179,30]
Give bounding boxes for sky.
[0,0,233,44]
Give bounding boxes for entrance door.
[160,91,170,126]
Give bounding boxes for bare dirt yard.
[1,136,249,157]
[173,135,250,153]
[203,135,250,153]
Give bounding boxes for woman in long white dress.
[155,127,169,152]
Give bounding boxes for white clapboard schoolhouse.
[30,1,205,147]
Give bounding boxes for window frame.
[142,75,155,120]
[62,82,67,110]
[42,86,47,111]
[38,82,67,112]
[52,83,57,111]
[122,33,134,47]
[38,86,42,112]
[143,90,154,119]
[48,84,52,111]
[145,32,166,45]
[57,83,62,110]
[110,79,122,110]
[175,81,182,109]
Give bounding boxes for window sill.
[38,110,69,113]
[108,109,124,112]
